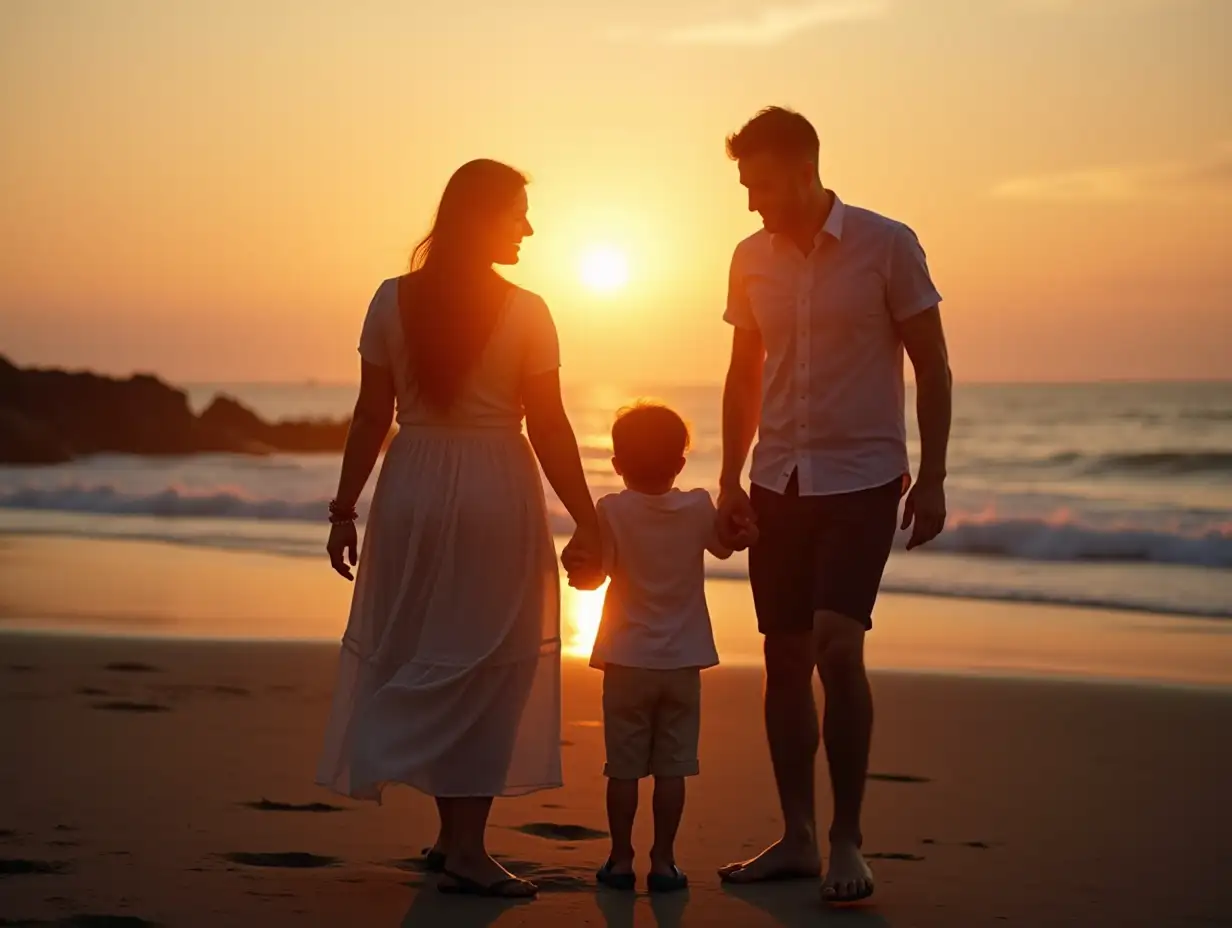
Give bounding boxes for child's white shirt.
[588,487,726,671]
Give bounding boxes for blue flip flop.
[596,859,636,891]
[647,865,689,894]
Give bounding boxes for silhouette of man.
[715,107,952,904]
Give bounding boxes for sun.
[579,245,629,293]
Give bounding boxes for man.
[715,107,951,904]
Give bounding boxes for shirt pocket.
[816,267,887,341]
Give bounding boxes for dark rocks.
[0,356,355,464]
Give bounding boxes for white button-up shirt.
[724,195,942,496]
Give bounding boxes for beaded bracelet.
[328,500,358,524]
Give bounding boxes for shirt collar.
[771,192,845,253]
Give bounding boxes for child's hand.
[729,522,760,551]
[567,564,606,591]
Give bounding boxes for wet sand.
[2,632,1230,926]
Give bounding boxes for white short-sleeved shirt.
[588,488,724,672]
[724,195,942,496]
[358,277,560,430]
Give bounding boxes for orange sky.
[1,0,1229,385]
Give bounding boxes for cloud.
[644,0,889,47]
[991,145,1232,201]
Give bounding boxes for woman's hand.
[327,521,359,581]
[562,521,604,590]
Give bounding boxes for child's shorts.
[602,665,701,779]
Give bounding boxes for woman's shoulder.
[506,283,551,315]
[367,277,402,315]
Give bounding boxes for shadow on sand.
[594,886,689,928]
[721,881,895,927]
[399,884,533,928]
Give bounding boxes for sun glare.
[563,580,608,659]
[579,245,629,293]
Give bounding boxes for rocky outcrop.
[0,355,355,465]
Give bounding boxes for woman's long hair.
[399,159,527,411]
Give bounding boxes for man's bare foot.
[821,841,874,903]
[718,838,821,884]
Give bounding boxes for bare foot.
[443,851,536,896]
[821,841,874,903]
[718,838,821,884]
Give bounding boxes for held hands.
[902,475,946,550]
[562,519,605,590]
[717,483,759,551]
[326,520,359,581]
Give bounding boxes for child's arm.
[702,491,736,559]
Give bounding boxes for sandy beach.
[2,628,1230,927]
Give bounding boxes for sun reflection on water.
[563,579,608,659]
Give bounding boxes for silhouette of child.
[583,402,756,893]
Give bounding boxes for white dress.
[316,278,562,800]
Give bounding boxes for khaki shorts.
[602,665,702,779]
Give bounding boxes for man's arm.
[720,326,764,489]
[717,326,765,541]
[898,307,952,549]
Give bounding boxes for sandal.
[596,859,636,891]
[647,865,689,894]
[437,869,537,898]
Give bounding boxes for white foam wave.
[2,484,1230,571]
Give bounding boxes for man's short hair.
[725,106,820,164]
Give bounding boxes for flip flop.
[596,859,636,891]
[647,865,689,894]
[437,869,537,898]
[718,864,820,884]
[420,847,446,873]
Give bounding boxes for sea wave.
[0,485,330,522]
[2,483,1230,571]
[1081,450,1232,477]
[929,514,1232,569]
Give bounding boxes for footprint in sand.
[866,852,925,861]
[103,662,162,674]
[513,822,608,841]
[91,701,171,714]
[0,857,71,875]
[240,799,347,813]
[17,916,159,927]
[867,772,931,783]
[223,851,339,869]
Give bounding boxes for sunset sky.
[1,0,1228,385]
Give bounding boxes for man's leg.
[815,610,874,902]
[718,630,822,881]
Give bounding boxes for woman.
[316,159,600,899]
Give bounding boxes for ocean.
[1,381,1229,624]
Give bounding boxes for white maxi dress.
[316,278,563,800]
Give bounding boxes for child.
[585,402,756,893]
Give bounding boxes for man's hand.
[717,483,758,550]
[901,477,946,550]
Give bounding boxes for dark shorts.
[749,472,902,633]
